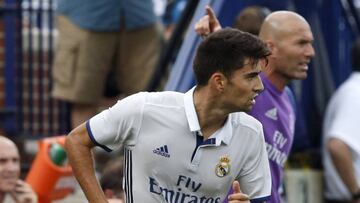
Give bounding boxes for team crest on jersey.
[215,155,230,177]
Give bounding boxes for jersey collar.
[184,86,201,132]
[184,86,232,145]
[214,115,233,145]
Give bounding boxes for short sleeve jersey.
[322,72,360,200]
[248,74,295,203]
[87,87,271,203]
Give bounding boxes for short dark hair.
[193,27,271,86]
[233,6,271,36]
[352,37,360,72]
[100,159,123,197]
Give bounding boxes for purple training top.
[224,74,295,203]
[250,74,295,203]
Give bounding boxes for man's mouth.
[250,94,259,105]
[299,62,309,70]
[1,175,18,181]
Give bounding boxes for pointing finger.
[205,5,221,32]
[205,5,216,20]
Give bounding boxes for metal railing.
[3,0,69,137]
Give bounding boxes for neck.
[193,87,228,140]
[263,67,289,91]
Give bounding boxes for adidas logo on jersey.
[265,107,278,120]
[153,145,170,158]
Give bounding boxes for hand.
[194,5,222,38]
[108,198,124,203]
[10,180,38,203]
[227,181,250,203]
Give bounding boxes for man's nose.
[305,44,315,58]
[254,76,264,93]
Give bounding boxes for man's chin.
[0,181,17,192]
[293,72,308,80]
[0,186,16,192]
[242,105,253,113]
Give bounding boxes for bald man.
[0,136,37,203]
[195,6,315,203]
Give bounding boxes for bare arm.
[328,138,360,197]
[65,123,108,203]
[194,5,222,37]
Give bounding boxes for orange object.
[26,136,75,203]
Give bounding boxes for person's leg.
[117,23,164,94]
[69,31,119,128]
[52,15,86,101]
[52,15,118,129]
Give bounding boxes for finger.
[205,5,221,32]
[194,16,207,29]
[205,5,217,22]
[195,16,210,36]
[228,193,250,201]
[12,183,37,203]
[228,181,250,201]
[232,180,241,194]
[14,180,25,192]
[14,180,27,191]
[14,180,34,195]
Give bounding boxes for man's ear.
[266,40,276,58]
[104,189,115,198]
[209,72,227,92]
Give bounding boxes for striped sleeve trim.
[86,121,112,152]
[125,149,134,203]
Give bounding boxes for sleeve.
[327,91,360,154]
[86,92,146,152]
[237,126,271,202]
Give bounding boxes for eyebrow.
[244,70,262,78]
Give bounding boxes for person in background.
[195,6,315,203]
[52,0,163,128]
[233,6,271,36]
[100,157,125,203]
[0,136,37,203]
[322,38,360,203]
[161,0,188,40]
[65,28,272,203]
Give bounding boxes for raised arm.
[194,5,222,37]
[65,123,108,203]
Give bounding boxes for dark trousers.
[325,199,352,203]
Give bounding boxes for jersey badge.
[215,155,230,177]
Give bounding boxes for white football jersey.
[322,73,360,200]
[88,87,271,203]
